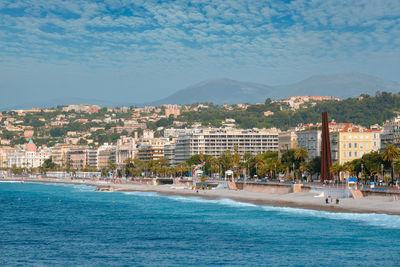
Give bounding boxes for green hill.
[178,92,400,129]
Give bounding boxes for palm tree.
[381,144,400,185]
[331,162,344,183]
[343,162,355,178]
[294,147,309,162]
[299,162,308,182]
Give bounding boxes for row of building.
[2,114,400,171]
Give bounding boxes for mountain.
[149,78,273,106]
[151,73,400,105]
[274,72,400,99]
[3,72,399,109]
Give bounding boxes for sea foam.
[162,194,400,229]
[261,205,400,229]
[122,191,159,197]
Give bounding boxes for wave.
[132,193,400,229]
[33,182,96,192]
[261,206,400,229]
[22,182,399,229]
[122,191,160,197]
[166,195,257,208]
[117,191,400,229]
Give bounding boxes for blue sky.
[0,0,399,107]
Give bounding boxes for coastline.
[2,177,400,216]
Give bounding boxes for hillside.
[176,92,400,130]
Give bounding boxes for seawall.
[228,182,311,194]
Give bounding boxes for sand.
[2,177,400,215]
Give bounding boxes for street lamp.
[393,159,398,186]
[292,162,295,182]
[245,163,250,182]
[361,163,364,185]
[256,163,258,178]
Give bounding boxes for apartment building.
[0,147,13,168]
[296,123,354,159]
[175,128,279,164]
[97,143,116,170]
[52,144,76,167]
[164,143,176,167]
[296,129,322,159]
[331,127,381,165]
[381,115,400,149]
[116,136,137,167]
[136,137,166,161]
[66,147,98,169]
[164,104,181,118]
[278,131,297,156]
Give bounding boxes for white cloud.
[0,0,399,89]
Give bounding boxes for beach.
[2,177,400,215]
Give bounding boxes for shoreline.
[2,177,400,216]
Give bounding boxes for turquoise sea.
[1,182,400,266]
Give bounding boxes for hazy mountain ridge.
[148,78,274,106]
[2,72,399,110]
[151,72,400,105]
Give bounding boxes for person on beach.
[336,198,339,205]
[325,197,329,204]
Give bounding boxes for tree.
[381,144,400,185]
[40,158,58,172]
[219,150,233,174]
[294,147,309,162]
[331,162,345,183]
[362,151,385,181]
[307,156,321,180]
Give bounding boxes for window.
[366,143,369,148]
[360,151,364,157]
[349,152,352,157]
[354,152,357,157]
[354,143,358,148]
[343,143,346,148]
[348,143,352,148]
[343,151,346,157]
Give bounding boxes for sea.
[1,182,400,266]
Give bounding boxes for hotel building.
[331,127,381,165]
[175,128,279,164]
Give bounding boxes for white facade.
[175,128,279,164]
[296,130,322,159]
[7,147,51,168]
[116,136,137,166]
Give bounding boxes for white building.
[296,129,322,159]
[7,140,51,168]
[116,136,137,167]
[175,128,279,164]
[381,115,400,149]
[97,143,116,170]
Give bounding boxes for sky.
[0,0,400,108]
